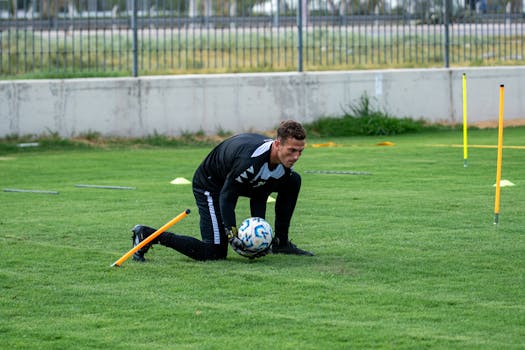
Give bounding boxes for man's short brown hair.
[277,120,306,141]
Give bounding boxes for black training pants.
[157,171,301,261]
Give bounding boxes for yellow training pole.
[111,209,191,267]
[494,85,505,225]
[462,73,468,167]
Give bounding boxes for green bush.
[304,93,435,137]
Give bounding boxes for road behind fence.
[1,0,524,77]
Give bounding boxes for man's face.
[276,137,306,168]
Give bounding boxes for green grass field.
[1,128,524,349]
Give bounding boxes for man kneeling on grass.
[131,120,314,261]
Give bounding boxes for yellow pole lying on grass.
[494,85,505,225]
[111,209,191,267]
[462,73,468,167]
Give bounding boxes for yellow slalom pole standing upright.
[462,73,468,167]
[111,209,191,267]
[494,85,505,225]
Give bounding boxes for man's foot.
[272,240,314,256]
[131,225,156,262]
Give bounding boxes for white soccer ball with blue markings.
[237,217,274,253]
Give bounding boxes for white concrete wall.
[1,66,524,138]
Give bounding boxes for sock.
[158,232,226,261]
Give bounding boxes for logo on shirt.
[235,163,285,187]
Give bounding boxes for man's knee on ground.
[201,242,228,261]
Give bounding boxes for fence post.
[297,0,303,72]
[273,0,280,27]
[132,0,139,77]
[443,0,450,68]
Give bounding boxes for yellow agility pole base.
[111,209,191,267]
[494,85,505,225]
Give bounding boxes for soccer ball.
[237,217,274,253]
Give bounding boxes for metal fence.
[1,0,524,77]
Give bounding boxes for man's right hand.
[226,226,259,259]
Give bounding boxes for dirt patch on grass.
[471,118,525,129]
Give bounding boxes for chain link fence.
[1,0,524,77]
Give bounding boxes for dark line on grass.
[304,170,372,175]
[75,184,136,190]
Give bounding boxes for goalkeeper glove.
[226,226,264,259]
[250,236,279,259]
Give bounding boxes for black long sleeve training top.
[192,133,293,229]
